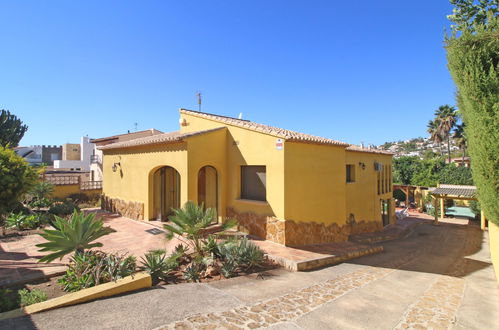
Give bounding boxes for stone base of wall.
[227,207,383,246]
[102,195,144,221]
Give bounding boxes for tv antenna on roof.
[196,91,202,112]
[134,122,138,131]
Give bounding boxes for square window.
[346,164,355,183]
[241,166,266,201]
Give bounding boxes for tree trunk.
[447,135,451,163]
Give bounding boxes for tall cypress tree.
[446,1,498,224]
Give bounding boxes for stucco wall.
[345,151,394,225]
[284,142,346,225]
[180,112,285,219]
[101,111,393,245]
[185,128,228,218]
[489,222,499,283]
[103,143,188,220]
[51,184,101,199]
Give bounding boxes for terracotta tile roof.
[90,129,163,143]
[99,127,225,150]
[346,145,394,155]
[180,109,350,147]
[431,185,476,198]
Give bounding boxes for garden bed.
[0,276,66,313]
[156,256,277,285]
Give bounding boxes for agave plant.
[36,211,115,263]
[139,250,180,282]
[164,201,237,257]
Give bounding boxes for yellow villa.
[100,109,394,246]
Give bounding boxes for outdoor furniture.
[396,208,409,221]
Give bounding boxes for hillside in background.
[376,137,462,158]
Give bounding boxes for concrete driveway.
[2,219,498,329]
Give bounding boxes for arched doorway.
[152,166,181,221]
[198,166,218,221]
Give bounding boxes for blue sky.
[0,1,456,146]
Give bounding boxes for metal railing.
[90,155,101,164]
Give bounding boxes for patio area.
[0,211,178,287]
[1,209,447,287]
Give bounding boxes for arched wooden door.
[198,166,218,221]
[153,166,180,221]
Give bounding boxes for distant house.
[446,157,470,168]
[15,145,62,166]
[99,109,394,246]
[89,129,163,182]
[53,137,94,172]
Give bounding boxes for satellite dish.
[238,113,243,119]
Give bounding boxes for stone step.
[251,239,384,271]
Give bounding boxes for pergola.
[430,184,486,229]
[393,184,428,209]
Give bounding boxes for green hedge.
[446,17,499,225]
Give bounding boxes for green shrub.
[0,146,39,217]
[0,289,18,312]
[139,250,180,283]
[393,189,407,203]
[58,250,136,292]
[183,262,204,282]
[203,235,222,257]
[220,260,237,278]
[164,202,236,257]
[5,212,42,230]
[446,15,499,224]
[28,182,55,209]
[48,200,80,216]
[469,200,481,218]
[218,238,264,272]
[37,211,115,263]
[68,193,90,203]
[18,289,47,307]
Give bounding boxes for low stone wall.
[228,207,383,246]
[101,195,144,220]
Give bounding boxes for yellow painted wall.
[180,112,285,218]
[51,185,101,199]
[102,143,188,220]
[185,128,228,218]
[489,222,499,283]
[345,151,394,225]
[284,142,346,224]
[102,110,393,228]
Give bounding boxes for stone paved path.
[1,217,498,330]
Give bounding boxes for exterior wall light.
[358,162,366,170]
[112,162,121,172]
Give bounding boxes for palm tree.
[427,119,444,156]
[37,211,115,262]
[453,123,467,165]
[164,201,237,257]
[434,105,457,162]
